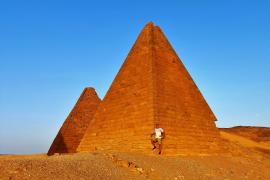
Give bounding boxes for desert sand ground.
[1,127,270,180]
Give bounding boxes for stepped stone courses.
[47,87,101,155]
[77,22,222,155]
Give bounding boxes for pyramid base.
[77,137,228,156]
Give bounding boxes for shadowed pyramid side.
[151,25,221,155]
[47,87,101,155]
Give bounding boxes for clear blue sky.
[0,0,269,154]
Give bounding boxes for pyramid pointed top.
[84,87,98,94]
[131,22,164,50]
[144,21,154,27]
[85,87,96,91]
[143,22,161,30]
[140,22,157,33]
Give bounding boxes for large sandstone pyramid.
[48,87,100,155]
[77,22,222,155]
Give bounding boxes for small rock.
[136,167,144,174]
[128,161,137,168]
[178,175,184,179]
[117,160,129,168]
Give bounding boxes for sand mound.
[220,126,270,142]
[220,131,270,153]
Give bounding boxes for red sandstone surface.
[47,87,100,155]
[77,22,222,155]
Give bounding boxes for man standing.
[151,127,164,154]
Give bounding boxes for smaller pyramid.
[47,87,100,155]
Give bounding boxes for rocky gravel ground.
[0,151,269,180]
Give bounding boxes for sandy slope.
[220,126,270,155]
[220,131,270,150]
[220,126,270,142]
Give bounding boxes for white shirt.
[155,128,164,139]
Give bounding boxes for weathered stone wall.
[152,25,221,154]
[47,87,100,155]
[77,22,222,155]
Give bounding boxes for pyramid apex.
[144,21,154,28]
[84,87,97,92]
[83,87,100,98]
